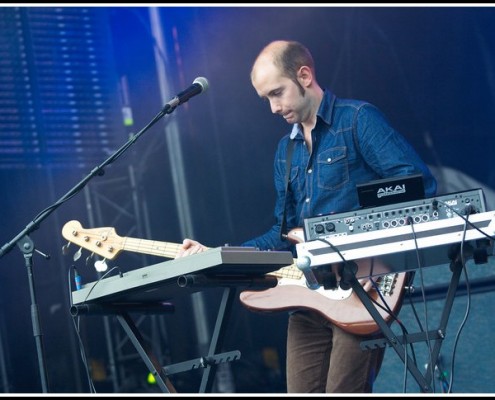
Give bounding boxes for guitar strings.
[121,237,181,258]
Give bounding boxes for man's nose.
[270,100,282,114]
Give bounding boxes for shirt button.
[307,169,312,174]
[327,158,332,163]
[305,198,310,203]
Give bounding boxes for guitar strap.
[280,138,295,240]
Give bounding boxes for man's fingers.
[357,278,374,292]
[176,241,208,258]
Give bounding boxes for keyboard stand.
[162,285,240,393]
[115,310,176,393]
[339,251,469,393]
[69,247,292,393]
[71,273,278,393]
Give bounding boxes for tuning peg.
[73,247,82,262]
[85,253,94,266]
[94,259,108,272]
[62,242,71,256]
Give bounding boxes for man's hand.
[175,238,208,258]
[358,278,374,292]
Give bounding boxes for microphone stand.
[0,102,178,392]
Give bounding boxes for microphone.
[165,77,209,110]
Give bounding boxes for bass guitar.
[240,227,407,336]
[61,220,407,335]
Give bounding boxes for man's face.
[251,58,307,125]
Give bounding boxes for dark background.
[0,5,494,394]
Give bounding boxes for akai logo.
[377,184,406,198]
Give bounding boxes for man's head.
[250,40,322,125]
[251,40,315,94]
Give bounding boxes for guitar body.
[239,270,407,336]
[239,228,408,336]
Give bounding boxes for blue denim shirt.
[242,89,437,252]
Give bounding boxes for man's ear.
[297,66,313,88]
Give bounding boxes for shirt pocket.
[317,147,349,190]
[289,166,303,192]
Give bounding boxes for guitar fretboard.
[270,262,303,280]
[122,238,181,259]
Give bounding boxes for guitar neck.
[269,261,303,280]
[122,237,181,259]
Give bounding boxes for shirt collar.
[289,89,335,140]
[318,88,335,126]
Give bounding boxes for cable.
[365,260,419,393]
[316,237,347,264]
[67,267,96,393]
[316,237,411,332]
[432,199,488,393]
[413,201,478,393]
[406,215,437,393]
[67,265,124,392]
[317,237,418,392]
[445,216,472,394]
[315,208,482,394]
[83,266,123,303]
[436,200,494,241]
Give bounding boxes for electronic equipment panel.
[297,210,494,278]
[304,188,486,241]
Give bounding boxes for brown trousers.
[286,310,385,393]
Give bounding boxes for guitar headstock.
[61,220,123,260]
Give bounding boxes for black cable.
[67,267,96,393]
[436,200,494,241]
[68,265,124,392]
[434,199,489,393]
[406,215,437,393]
[83,266,123,303]
[315,204,485,394]
[445,217,472,394]
[317,237,418,392]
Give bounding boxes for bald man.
[177,40,437,393]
